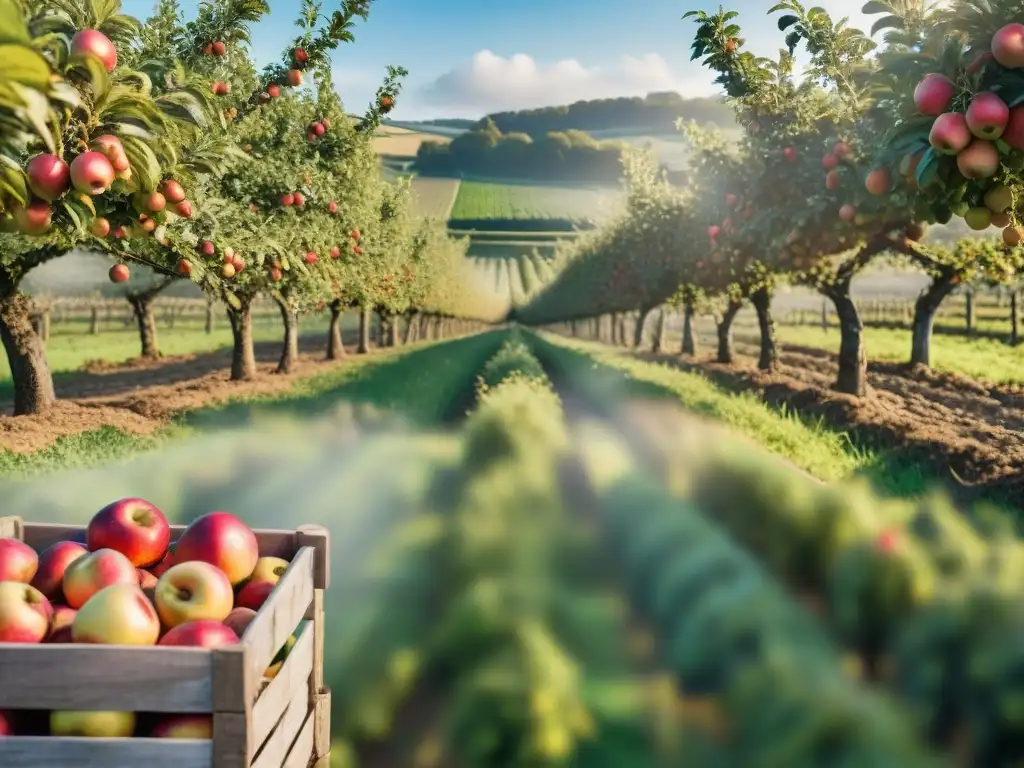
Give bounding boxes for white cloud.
[410,50,717,118]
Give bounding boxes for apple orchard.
[517,1,1024,397]
[0,0,498,417]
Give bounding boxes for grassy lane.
[0,331,507,477]
[528,332,948,498]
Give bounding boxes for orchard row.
[516,1,1024,396]
[0,0,502,416]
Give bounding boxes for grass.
[528,332,945,498]
[448,180,621,224]
[0,314,350,402]
[0,331,509,477]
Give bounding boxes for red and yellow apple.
[172,512,258,586]
[50,710,135,737]
[87,498,170,567]
[158,619,238,647]
[31,541,86,601]
[154,561,234,628]
[223,607,257,637]
[62,548,137,609]
[236,580,275,611]
[46,603,77,643]
[70,29,118,72]
[71,584,160,645]
[69,151,115,195]
[0,582,52,642]
[0,537,39,583]
[151,715,212,739]
[26,153,71,201]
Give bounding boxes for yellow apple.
[71,584,160,645]
[50,710,135,737]
[154,561,234,629]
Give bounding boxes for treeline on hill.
[415,119,627,184]
[474,92,734,136]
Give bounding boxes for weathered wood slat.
[250,681,309,768]
[295,525,329,590]
[251,621,314,749]
[0,737,212,767]
[311,691,331,764]
[241,547,314,688]
[281,711,314,768]
[0,645,213,710]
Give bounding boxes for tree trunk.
[129,296,160,360]
[1011,291,1019,346]
[633,307,652,348]
[419,313,430,340]
[750,288,778,372]
[716,298,742,364]
[0,287,56,415]
[205,300,214,334]
[825,282,867,396]
[382,315,395,347]
[681,301,698,356]
[275,299,299,374]
[910,275,957,367]
[358,305,371,353]
[821,297,829,330]
[326,301,346,360]
[403,313,416,344]
[651,308,666,353]
[965,289,975,334]
[226,301,256,381]
[89,306,99,334]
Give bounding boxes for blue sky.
[122,0,880,119]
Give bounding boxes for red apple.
[154,561,234,628]
[87,498,171,568]
[0,582,51,642]
[31,541,86,599]
[966,92,1009,140]
[287,69,303,87]
[304,250,318,264]
[293,192,305,206]
[913,73,955,117]
[270,267,282,281]
[70,151,115,195]
[294,48,309,65]
[0,538,38,583]
[267,84,281,98]
[821,153,838,170]
[152,715,213,739]
[158,619,238,647]
[313,122,326,137]
[724,192,737,205]
[350,228,360,239]
[1002,106,1024,149]
[161,179,186,203]
[875,529,900,554]
[177,259,192,277]
[330,246,341,258]
[139,191,166,213]
[46,603,77,643]
[12,201,52,235]
[175,199,193,218]
[212,41,226,56]
[782,147,797,161]
[379,96,394,113]
[137,568,158,591]
[280,193,294,207]
[0,711,11,735]
[212,81,230,96]
[109,264,130,283]
[112,227,125,239]
[839,203,856,221]
[328,200,338,214]
[173,512,258,586]
[26,153,71,201]
[236,580,274,610]
[223,606,257,637]
[62,548,137,609]
[70,29,117,72]
[825,169,839,190]
[929,112,972,155]
[864,167,891,195]
[993,23,1024,69]
[353,245,362,255]
[957,140,1000,179]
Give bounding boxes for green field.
[449,180,622,224]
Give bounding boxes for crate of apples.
[0,502,330,768]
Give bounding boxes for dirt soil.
[631,338,1024,502]
[0,333,366,454]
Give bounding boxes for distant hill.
[472,92,734,137]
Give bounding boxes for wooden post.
[296,525,330,766]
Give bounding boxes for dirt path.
[623,339,1024,500]
[0,332,369,454]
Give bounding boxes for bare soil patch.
[632,340,1024,501]
[0,333,368,454]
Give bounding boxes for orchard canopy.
[0,0,502,416]
[516,0,1024,396]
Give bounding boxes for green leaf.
[870,15,904,37]
[776,14,799,31]
[224,291,241,310]
[915,147,939,188]
[0,44,53,90]
[861,1,891,12]
[119,134,162,192]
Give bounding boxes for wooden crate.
[0,516,331,768]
